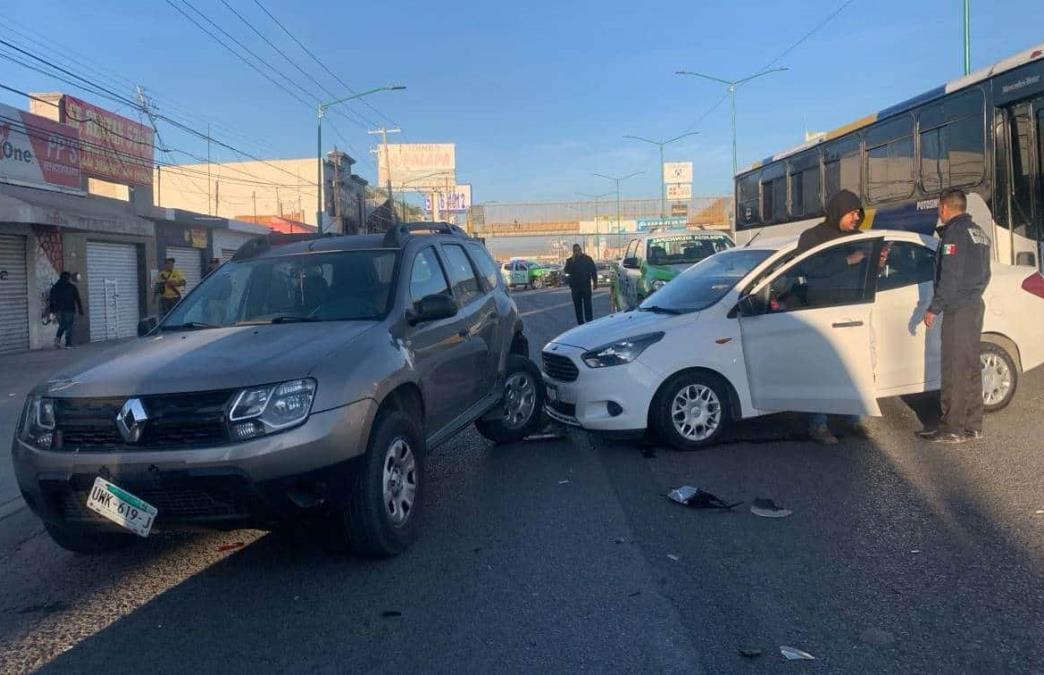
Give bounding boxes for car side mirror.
[1015,251,1037,267]
[409,293,458,325]
[137,317,157,337]
[622,257,639,269]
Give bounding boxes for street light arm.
[322,85,406,110]
[623,134,661,146]
[592,173,617,182]
[675,70,733,86]
[663,131,700,145]
[621,171,644,181]
[734,67,788,87]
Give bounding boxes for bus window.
[737,173,760,229]
[788,150,822,219]
[760,163,786,224]
[867,115,915,203]
[920,89,986,192]
[824,135,861,202]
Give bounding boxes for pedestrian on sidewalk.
[48,271,83,348]
[794,189,872,445]
[156,257,186,316]
[204,257,221,278]
[920,189,992,444]
[564,243,597,325]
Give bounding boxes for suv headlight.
[19,396,56,450]
[228,378,316,440]
[582,332,664,368]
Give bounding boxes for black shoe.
[965,430,985,440]
[927,432,968,444]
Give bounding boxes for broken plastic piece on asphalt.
[216,541,245,552]
[780,646,816,660]
[382,610,402,618]
[910,549,921,554]
[558,480,570,485]
[738,647,763,659]
[1035,509,1044,515]
[667,486,741,509]
[667,554,680,561]
[750,498,792,518]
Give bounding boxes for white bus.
[733,42,1044,271]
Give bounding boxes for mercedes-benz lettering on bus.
[734,43,1044,271]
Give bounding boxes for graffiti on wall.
[32,225,63,324]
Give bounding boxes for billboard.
[61,95,154,186]
[378,143,455,191]
[425,184,471,212]
[666,183,693,200]
[0,103,82,192]
[663,161,693,184]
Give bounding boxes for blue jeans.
[55,311,76,346]
[809,413,861,430]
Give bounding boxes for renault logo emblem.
[116,398,148,443]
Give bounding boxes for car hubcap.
[382,437,416,527]
[981,353,1012,405]
[671,384,721,441]
[502,372,537,430]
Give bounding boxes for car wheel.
[475,355,545,444]
[981,342,1018,413]
[341,410,424,557]
[44,523,137,554]
[652,371,731,451]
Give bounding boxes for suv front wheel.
[476,354,545,444]
[339,410,425,557]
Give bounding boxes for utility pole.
[963,0,971,75]
[369,127,401,227]
[623,132,699,225]
[214,180,219,216]
[156,165,161,204]
[207,123,212,216]
[253,191,257,221]
[332,148,343,234]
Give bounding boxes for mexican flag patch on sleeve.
[942,243,957,255]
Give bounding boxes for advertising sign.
[61,95,154,186]
[663,161,693,184]
[424,184,471,212]
[378,143,455,191]
[0,102,82,192]
[671,202,688,217]
[666,183,693,200]
[636,216,687,232]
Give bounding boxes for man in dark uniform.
[921,189,992,444]
[48,271,83,349]
[564,243,597,325]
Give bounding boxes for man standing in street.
[564,243,597,325]
[921,189,992,444]
[795,188,871,445]
[48,271,83,349]
[157,257,186,316]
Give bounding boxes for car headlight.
[228,378,316,440]
[582,332,664,368]
[650,279,667,292]
[18,396,56,450]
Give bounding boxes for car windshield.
[646,235,733,265]
[162,250,398,328]
[639,248,774,314]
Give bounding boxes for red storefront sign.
[61,95,154,186]
[0,102,82,192]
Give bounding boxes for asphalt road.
[2,287,1043,673]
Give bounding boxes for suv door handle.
[832,320,863,328]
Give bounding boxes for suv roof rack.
[381,221,467,248]
[231,232,336,261]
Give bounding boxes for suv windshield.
[162,250,398,327]
[639,248,774,314]
[646,235,733,265]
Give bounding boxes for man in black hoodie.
[48,272,83,348]
[795,189,870,445]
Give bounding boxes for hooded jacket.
[796,189,863,254]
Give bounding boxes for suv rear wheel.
[476,354,545,444]
[339,410,424,557]
[44,523,137,555]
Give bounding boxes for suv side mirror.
[622,257,640,269]
[137,317,158,336]
[409,293,458,325]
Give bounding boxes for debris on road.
[738,647,763,659]
[667,554,680,561]
[382,611,402,618]
[750,498,792,518]
[628,591,641,597]
[667,486,741,510]
[1035,509,1044,516]
[780,646,816,660]
[216,541,245,553]
[911,549,922,554]
[558,479,570,485]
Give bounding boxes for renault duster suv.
[13,223,544,557]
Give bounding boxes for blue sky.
[2,0,1043,205]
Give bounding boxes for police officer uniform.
[929,211,991,438]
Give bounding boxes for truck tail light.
[1022,272,1044,299]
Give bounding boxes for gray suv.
[13,223,544,557]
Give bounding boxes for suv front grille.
[54,390,235,451]
[543,352,579,382]
[56,488,242,522]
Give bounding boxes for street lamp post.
[675,68,787,237]
[577,190,613,257]
[593,171,643,243]
[623,132,699,224]
[963,0,971,75]
[316,85,405,233]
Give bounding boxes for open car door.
[738,237,882,417]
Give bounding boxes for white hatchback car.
[541,230,1044,450]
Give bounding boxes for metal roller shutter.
[0,235,29,354]
[166,246,202,294]
[86,242,140,342]
[220,248,238,264]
